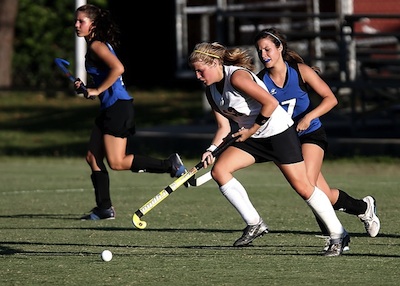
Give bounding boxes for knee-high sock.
[91,171,111,209]
[333,189,367,215]
[314,214,329,236]
[90,172,100,207]
[130,154,169,173]
[306,187,344,240]
[315,188,365,235]
[219,178,261,225]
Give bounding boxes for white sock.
[220,178,260,225]
[306,187,344,240]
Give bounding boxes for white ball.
[101,250,113,262]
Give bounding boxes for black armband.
[255,114,270,126]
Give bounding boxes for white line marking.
[1,189,86,195]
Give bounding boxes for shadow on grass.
[1,212,398,241]
[1,239,399,258]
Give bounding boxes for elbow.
[326,95,338,107]
[117,65,125,76]
[113,63,125,76]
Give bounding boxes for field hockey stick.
[54,58,94,99]
[132,132,239,229]
[187,171,212,186]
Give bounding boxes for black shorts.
[299,126,328,152]
[234,125,303,164]
[95,99,136,138]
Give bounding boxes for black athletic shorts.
[234,125,304,164]
[95,99,136,138]
[299,126,328,152]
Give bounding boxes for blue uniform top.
[85,43,132,110]
[258,61,321,136]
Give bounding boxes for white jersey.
[209,65,294,138]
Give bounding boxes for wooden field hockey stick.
[132,132,239,229]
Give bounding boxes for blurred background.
[1,0,400,157]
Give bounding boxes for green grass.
[1,89,400,284]
[1,157,400,285]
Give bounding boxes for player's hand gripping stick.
[54,58,94,99]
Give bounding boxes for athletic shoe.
[323,232,351,257]
[168,153,187,178]
[319,230,350,252]
[358,196,380,237]
[80,206,116,220]
[233,219,269,247]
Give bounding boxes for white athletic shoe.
[358,196,380,237]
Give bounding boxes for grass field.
[1,157,400,285]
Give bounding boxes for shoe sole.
[80,207,116,221]
[81,215,115,221]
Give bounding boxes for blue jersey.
[85,43,132,110]
[257,62,321,136]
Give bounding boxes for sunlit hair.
[76,4,120,48]
[254,27,321,73]
[189,42,254,71]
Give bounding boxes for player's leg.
[101,98,186,177]
[302,143,336,235]
[130,153,187,178]
[326,182,381,237]
[302,142,338,203]
[302,129,379,237]
[212,147,268,247]
[303,141,379,236]
[278,162,348,256]
[104,134,186,176]
[81,125,115,220]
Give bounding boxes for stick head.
[54,57,92,99]
[54,58,70,67]
[132,214,147,229]
[54,58,74,80]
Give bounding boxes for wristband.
[255,114,270,126]
[206,144,217,152]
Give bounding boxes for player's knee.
[108,160,124,170]
[211,166,225,181]
[86,152,95,166]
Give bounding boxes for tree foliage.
[12,0,107,91]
